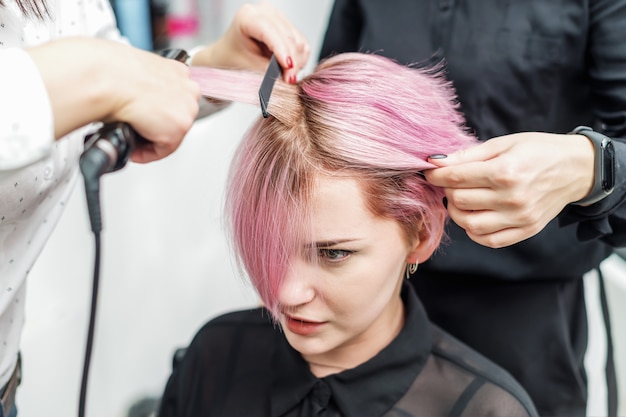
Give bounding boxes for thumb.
[427,140,502,167]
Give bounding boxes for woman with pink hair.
[158,53,538,417]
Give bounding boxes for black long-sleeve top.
[319,1,626,415]
[158,284,538,417]
[320,0,626,279]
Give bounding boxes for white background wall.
[14,1,626,416]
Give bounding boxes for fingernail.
[442,197,448,209]
[286,56,294,69]
[429,154,448,159]
[289,74,297,84]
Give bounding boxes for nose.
[277,260,316,309]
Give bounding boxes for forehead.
[310,174,402,242]
[312,175,369,224]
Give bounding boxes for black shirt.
[158,284,538,417]
[319,1,626,415]
[320,0,626,277]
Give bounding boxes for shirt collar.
[270,283,432,416]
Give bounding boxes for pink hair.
[191,53,478,315]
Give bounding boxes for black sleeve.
[559,0,626,247]
[156,310,273,417]
[157,345,197,417]
[319,0,363,61]
[156,318,236,417]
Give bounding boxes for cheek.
[319,235,407,315]
[328,287,394,337]
[325,263,401,323]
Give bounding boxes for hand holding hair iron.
[80,48,189,175]
[79,48,189,233]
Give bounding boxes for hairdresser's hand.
[424,132,595,248]
[105,43,200,163]
[191,3,310,83]
[29,38,200,163]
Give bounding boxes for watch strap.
[569,125,614,206]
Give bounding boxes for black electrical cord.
[78,144,109,417]
[78,231,101,417]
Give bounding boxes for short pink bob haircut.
[192,53,478,316]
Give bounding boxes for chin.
[284,331,334,357]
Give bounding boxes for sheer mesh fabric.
[391,346,532,416]
[158,285,537,417]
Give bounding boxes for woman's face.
[277,175,424,377]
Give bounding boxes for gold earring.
[405,262,418,279]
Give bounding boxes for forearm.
[27,38,121,139]
[557,0,626,245]
[24,36,200,165]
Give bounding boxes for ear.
[406,211,446,264]
[406,235,439,265]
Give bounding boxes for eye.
[318,248,353,263]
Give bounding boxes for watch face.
[602,139,615,193]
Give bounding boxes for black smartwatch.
[569,125,615,205]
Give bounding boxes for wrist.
[568,126,615,206]
[189,43,218,67]
[191,37,249,70]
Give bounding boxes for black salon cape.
[157,284,537,417]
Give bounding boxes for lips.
[283,315,326,336]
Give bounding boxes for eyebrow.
[304,239,360,249]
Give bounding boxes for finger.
[261,31,303,83]
[130,107,196,164]
[244,7,308,82]
[447,196,548,247]
[466,225,543,249]
[447,204,518,237]
[446,187,497,211]
[467,228,523,249]
[427,138,506,167]
[138,136,179,162]
[425,161,498,189]
[130,145,157,164]
[272,10,310,71]
[245,21,295,81]
[277,32,310,82]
